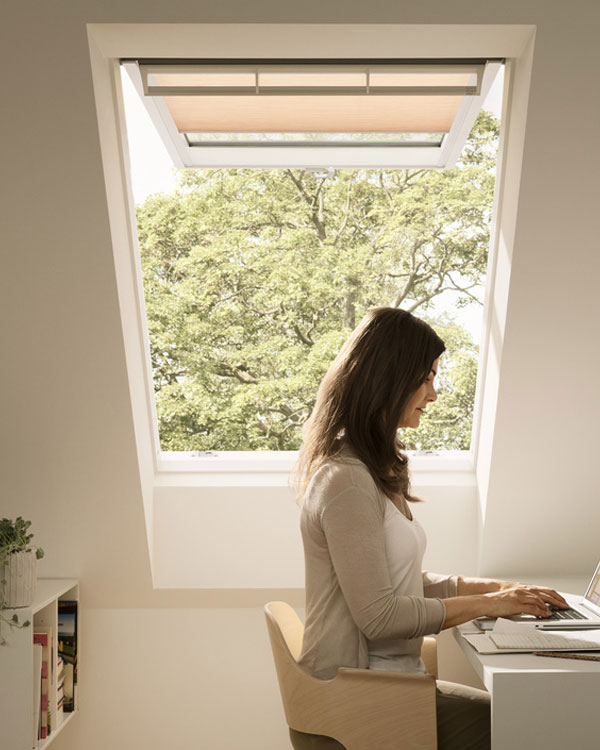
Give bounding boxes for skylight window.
[122,59,501,168]
[118,56,504,456]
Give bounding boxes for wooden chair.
[264,601,438,750]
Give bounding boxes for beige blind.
[141,63,483,135]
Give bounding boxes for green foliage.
[136,112,499,451]
[401,318,478,451]
[0,517,42,644]
[0,517,44,559]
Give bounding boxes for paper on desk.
[492,618,600,642]
[462,633,498,653]
[463,627,600,654]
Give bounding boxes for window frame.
[87,22,533,490]
[156,449,475,477]
[123,65,501,472]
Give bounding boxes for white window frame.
[87,23,534,492]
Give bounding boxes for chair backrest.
[266,600,304,661]
[266,600,356,738]
[264,601,315,730]
[264,601,438,750]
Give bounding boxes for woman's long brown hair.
[295,307,445,504]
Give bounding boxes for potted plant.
[0,517,44,643]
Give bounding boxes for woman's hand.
[442,584,569,629]
[457,577,569,611]
[480,585,568,619]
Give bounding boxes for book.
[34,628,53,739]
[63,663,74,715]
[58,601,78,712]
[56,655,65,724]
[33,642,42,746]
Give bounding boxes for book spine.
[34,629,52,738]
[40,713,48,740]
[56,654,65,724]
[33,642,43,746]
[58,601,78,713]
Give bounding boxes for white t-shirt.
[367,498,428,673]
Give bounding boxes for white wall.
[2,1,599,749]
[61,608,292,750]
[477,18,600,578]
[152,479,479,589]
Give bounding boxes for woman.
[295,307,567,750]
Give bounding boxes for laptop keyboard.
[541,606,587,621]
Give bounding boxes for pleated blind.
[139,61,484,145]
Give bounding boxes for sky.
[120,66,505,340]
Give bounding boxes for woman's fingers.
[514,588,553,616]
[523,586,568,609]
[501,581,569,609]
[542,588,569,608]
[484,586,568,618]
[526,595,551,617]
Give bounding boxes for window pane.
[184,131,445,146]
[133,111,500,452]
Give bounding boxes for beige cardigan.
[298,451,458,680]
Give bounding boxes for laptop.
[474,560,600,631]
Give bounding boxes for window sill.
[153,450,475,488]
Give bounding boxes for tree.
[136,111,499,451]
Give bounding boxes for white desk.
[455,623,600,749]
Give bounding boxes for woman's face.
[399,358,439,429]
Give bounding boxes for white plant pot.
[2,549,37,608]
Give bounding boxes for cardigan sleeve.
[321,485,446,641]
[422,570,459,598]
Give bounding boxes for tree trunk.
[343,288,356,329]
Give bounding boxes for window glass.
[122,67,502,453]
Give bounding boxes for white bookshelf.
[0,579,79,750]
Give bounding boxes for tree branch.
[215,363,259,384]
[293,323,315,346]
[378,172,394,214]
[392,238,428,307]
[333,178,354,245]
[445,277,484,305]
[285,169,327,240]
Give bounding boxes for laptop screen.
[584,561,600,606]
